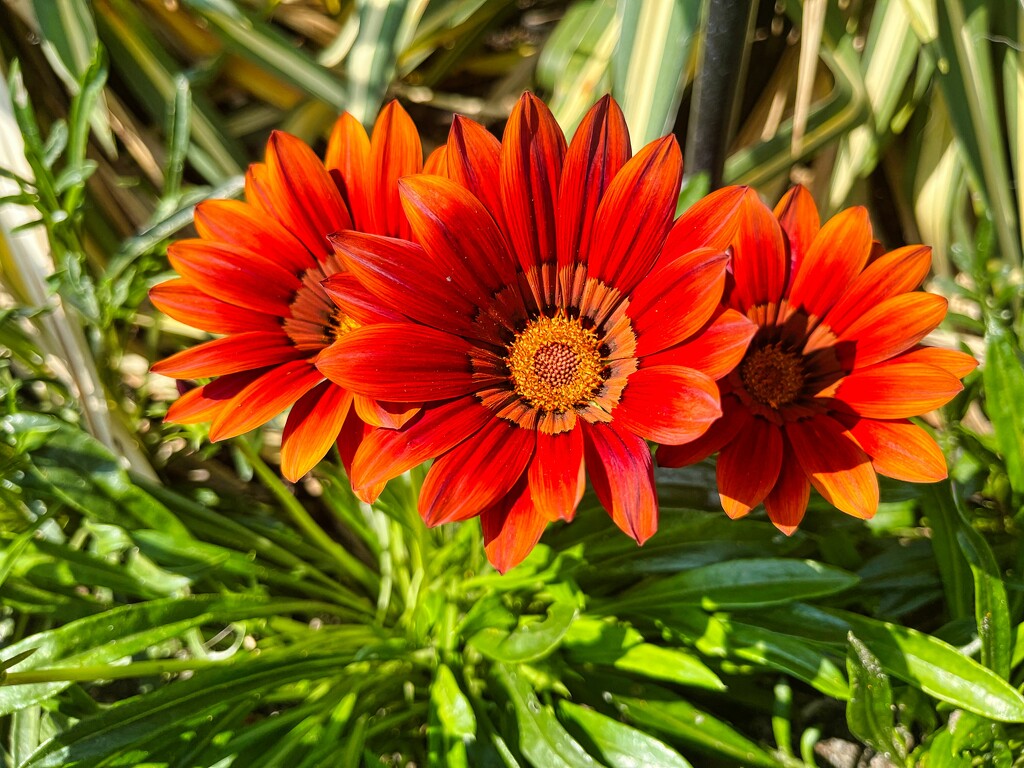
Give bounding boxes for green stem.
[2,657,229,686]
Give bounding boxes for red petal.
[263,131,352,259]
[645,307,756,381]
[557,95,631,269]
[716,415,783,518]
[614,366,722,445]
[419,418,534,525]
[352,394,418,429]
[423,145,447,175]
[773,185,820,272]
[446,116,506,232]
[849,418,948,483]
[898,345,978,379]
[151,331,301,378]
[729,188,788,313]
[337,405,381,503]
[349,396,492,491]
[328,230,492,341]
[582,421,658,544]
[836,360,963,419]
[655,397,747,467]
[587,135,682,295]
[763,439,810,534]
[194,198,315,274]
[481,479,549,573]
[835,292,947,368]
[324,111,371,230]
[164,369,265,425]
[317,324,476,403]
[529,426,585,522]
[662,185,748,262]
[368,101,423,239]
[167,240,299,316]
[787,415,879,519]
[787,207,872,320]
[280,381,353,481]
[500,92,566,279]
[318,272,407,325]
[149,279,280,335]
[208,360,324,441]
[823,245,933,334]
[629,249,728,356]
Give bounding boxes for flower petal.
[835,292,947,368]
[582,421,657,544]
[337,404,381,503]
[167,240,299,316]
[151,331,301,378]
[587,135,682,295]
[615,365,722,445]
[763,439,810,534]
[209,360,324,441]
[716,415,783,518]
[164,369,265,425]
[729,188,788,314]
[662,185,748,262]
[352,394,418,429]
[629,249,728,356]
[482,479,549,573]
[325,111,371,230]
[823,245,933,334]
[149,279,281,335]
[644,308,756,381]
[423,145,448,175]
[280,381,353,481]
[557,95,631,269]
[786,415,879,519]
[318,271,407,325]
[773,185,819,272]
[848,418,948,483]
[836,360,963,419]
[529,426,585,522]
[419,418,534,525]
[317,324,476,403]
[787,207,872,320]
[898,345,978,378]
[655,397,747,467]
[500,92,566,278]
[350,396,492,492]
[368,101,423,239]
[194,199,316,273]
[445,115,506,232]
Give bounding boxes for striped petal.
[583,421,657,544]
[787,415,879,519]
[208,360,324,441]
[151,331,301,378]
[614,366,722,445]
[482,479,549,573]
[149,279,280,335]
[787,207,872,320]
[716,414,783,518]
[368,101,423,239]
[849,417,948,483]
[529,426,585,522]
[325,111,371,231]
[835,360,963,419]
[280,382,353,481]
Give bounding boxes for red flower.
[150,103,423,482]
[658,186,977,532]
[317,93,755,571]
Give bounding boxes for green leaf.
[558,700,693,768]
[609,558,858,612]
[846,633,907,760]
[983,317,1024,496]
[470,600,577,663]
[431,664,476,739]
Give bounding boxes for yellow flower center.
[740,344,805,408]
[507,312,604,412]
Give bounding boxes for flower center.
[740,343,805,408]
[506,312,604,412]
[284,255,359,351]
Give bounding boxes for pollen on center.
[506,311,604,413]
[740,343,805,408]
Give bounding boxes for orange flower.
[150,103,423,482]
[317,93,755,571]
[658,186,977,532]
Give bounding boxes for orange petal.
[482,479,549,573]
[655,397,746,467]
[786,415,879,519]
[336,405,382,503]
[352,394,418,429]
[208,360,324,441]
[729,188,788,313]
[325,111,371,230]
[836,292,948,368]
[849,418,947,483]
[194,198,316,273]
[644,308,756,381]
[788,207,872,320]
[773,185,820,271]
[445,115,506,232]
[899,346,978,379]
[583,421,658,544]
[662,185,748,264]
[318,272,406,325]
[529,426,584,522]
[368,101,423,239]
[423,145,448,175]
[149,279,280,335]
[165,369,265,425]
[763,439,810,534]
[614,366,722,445]
[836,360,964,419]
[716,415,783,518]
[280,382,353,481]
[151,332,301,378]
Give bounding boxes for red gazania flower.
[150,103,423,482]
[658,186,977,532]
[317,93,756,571]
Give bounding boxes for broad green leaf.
[983,318,1024,496]
[846,633,907,761]
[493,664,605,768]
[431,664,476,738]
[559,701,693,768]
[610,558,858,612]
[470,600,577,663]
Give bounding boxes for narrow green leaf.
[924,483,973,621]
[846,633,907,761]
[983,317,1024,495]
[470,600,577,663]
[559,701,693,768]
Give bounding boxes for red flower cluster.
[152,93,974,571]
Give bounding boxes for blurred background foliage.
[0,0,1023,765]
